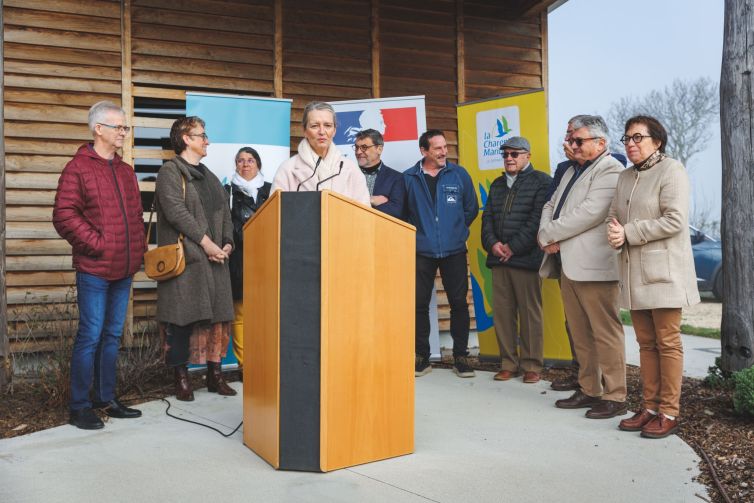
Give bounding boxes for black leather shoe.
[555,390,601,409]
[585,400,628,419]
[550,374,579,391]
[69,407,104,430]
[92,398,142,419]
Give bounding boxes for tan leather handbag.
[144,175,186,282]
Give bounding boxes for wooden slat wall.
[3,0,122,346]
[3,0,551,344]
[463,0,543,101]
[380,0,459,163]
[130,0,274,94]
[282,0,372,149]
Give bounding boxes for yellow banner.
[457,90,571,363]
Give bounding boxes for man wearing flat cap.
[481,136,552,383]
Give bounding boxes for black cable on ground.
[131,393,243,438]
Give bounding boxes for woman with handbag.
[225,147,271,369]
[154,116,236,401]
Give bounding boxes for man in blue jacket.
[404,129,479,378]
[353,129,405,218]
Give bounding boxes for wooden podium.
[242,190,416,472]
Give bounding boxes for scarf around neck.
[298,138,342,182]
[231,171,265,201]
[634,149,667,171]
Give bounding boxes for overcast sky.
[548,0,724,219]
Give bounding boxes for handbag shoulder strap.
[145,173,186,247]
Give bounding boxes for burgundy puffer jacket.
[53,144,145,280]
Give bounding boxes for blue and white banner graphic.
[186,93,292,184]
[329,96,427,173]
[185,93,291,368]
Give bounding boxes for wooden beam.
[274,0,283,97]
[522,0,562,18]
[371,0,380,98]
[133,86,185,100]
[540,10,548,114]
[122,0,134,167]
[456,0,465,104]
[0,0,11,391]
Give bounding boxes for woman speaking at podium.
[271,101,370,206]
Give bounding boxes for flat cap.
[500,136,530,152]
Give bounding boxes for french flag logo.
[334,107,418,144]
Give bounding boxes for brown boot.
[174,364,194,402]
[206,361,237,396]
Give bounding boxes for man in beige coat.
[538,115,627,419]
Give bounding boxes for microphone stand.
[296,157,322,191]
[316,161,344,191]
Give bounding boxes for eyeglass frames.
[620,133,653,145]
[501,151,525,159]
[98,123,131,134]
[187,133,209,141]
[567,137,600,147]
[352,144,378,153]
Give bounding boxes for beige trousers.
[492,266,544,373]
[560,275,626,401]
[630,308,683,417]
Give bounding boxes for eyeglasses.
[98,123,131,134]
[501,151,525,159]
[353,144,378,153]
[567,137,600,147]
[187,133,209,141]
[620,133,652,145]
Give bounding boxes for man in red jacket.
[53,101,145,429]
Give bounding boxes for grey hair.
[354,128,384,147]
[570,114,609,140]
[301,101,337,129]
[88,101,125,133]
[567,114,591,126]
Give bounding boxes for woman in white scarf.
[271,101,370,206]
[226,147,271,369]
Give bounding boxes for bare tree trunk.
[0,0,11,391]
[720,0,754,372]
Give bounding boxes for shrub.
[703,357,735,390]
[732,365,754,417]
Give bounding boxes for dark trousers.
[415,252,470,359]
[165,322,193,367]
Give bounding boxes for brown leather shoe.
[493,370,518,381]
[555,390,600,409]
[641,414,679,439]
[550,374,579,391]
[523,371,541,384]
[585,400,628,419]
[619,409,657,431]
[207,361,237,396]
[174,364,194,402]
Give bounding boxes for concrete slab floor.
[0,371,708,503]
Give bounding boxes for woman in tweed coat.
[155,116,236,401]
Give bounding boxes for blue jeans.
[69,272,132,411]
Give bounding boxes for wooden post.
[0,0,12,391]
[720,0,754,372]
[121,0,135,344]
[274,0,283,98]
[456,0,465,104]
[371,0,380,98]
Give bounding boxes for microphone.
[297,157,322,192]
[316,161,344,191]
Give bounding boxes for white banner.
[329,96,427,173]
